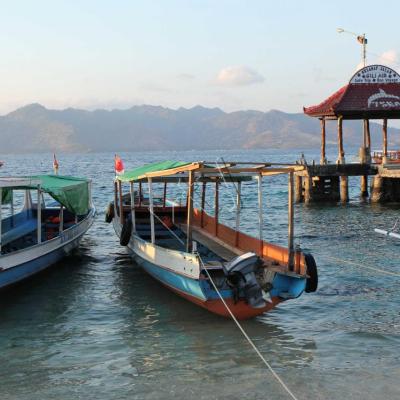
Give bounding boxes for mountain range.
[0,103,398,153]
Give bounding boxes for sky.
[1,0,400,115]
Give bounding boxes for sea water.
[0,149,399,400]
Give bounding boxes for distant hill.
[0,103,398,153]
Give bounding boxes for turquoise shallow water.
[0,149,399,400]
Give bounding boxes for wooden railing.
[193,208,306,275]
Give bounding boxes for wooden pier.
[299,64,400,204]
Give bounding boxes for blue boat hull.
[0,233,85,290]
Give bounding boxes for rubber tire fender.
[105,203,114,223]
[120,217,132,246]
[304,253,318,293]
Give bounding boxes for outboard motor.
[223,252,266,308]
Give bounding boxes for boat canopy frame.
[115,161,304,270]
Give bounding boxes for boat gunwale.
[0,205,96,268]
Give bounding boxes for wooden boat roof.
[116,160,304,183]
[1,175,91,215]
[304,65,400,120]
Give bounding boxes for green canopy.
[2,175,91,215]
[117,161,191,182]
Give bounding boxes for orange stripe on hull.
[166,282,282,320]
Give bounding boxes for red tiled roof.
[304,64,400,119]
[303,85,348,118]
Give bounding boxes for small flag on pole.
[114,154,125,175]
[53,153,59,175]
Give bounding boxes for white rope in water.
[144,197,299,398]
[197,256,300,400]
[325,255,400,277]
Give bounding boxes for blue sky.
[1,0,399,114]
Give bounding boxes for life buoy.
[120,217,132,246]
[105,203,114,223]
[304,253,318,293]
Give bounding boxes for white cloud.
[216,66,264,86]
[378,50,398,66]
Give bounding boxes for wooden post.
[235,181,241,247]
[186,170,194,253]
[295,174,303,203]
[288,172,294,270]
[10,190,14,225]
[257,174,263,256]
[114,181,118,216]
[214,181,219,236]
[365,119,371,149]
[59,206,64,233]
[0,188,2,253]
[383,118,388,163]
[337,116,345,164]
[340,176,349,203]
[200,181,206,228]
[118,180,124,224]
[130,181,136,232]
[320,118,326,164]
[360,176,368,198]
[148,177,155,244]
[163,182,167,207]
[37,186,42,244]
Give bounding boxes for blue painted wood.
[0,228,88,290]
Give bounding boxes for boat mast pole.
[163,182,167,207]
[10,190,14,226]
[59,206,64,233]
[186,170,194,252]
[37,185,42,244]
[113,181,118,217]
[118,180,124,224]
[130,181,136,233]
[200,181,206,228]
[235,181,241,247]
[288,171,295,270]
[148,177,155,244]
[257,174,263,256]
[215,180,219,236]
[0,187,2,253]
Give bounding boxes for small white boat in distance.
[0,175,95,290]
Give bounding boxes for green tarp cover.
[117,161,191,182]
[2,175,90,215]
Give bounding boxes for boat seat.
[1,219,38,246]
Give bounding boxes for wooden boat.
[0,175,95,289]
[108,161,318,320]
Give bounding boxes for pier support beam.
[360,175,368,198]
[371,176,400,203]
[382,119,388,164]
[340,176,348,203]
[337,116,345,164]
[303,175,340,203]
[295,175,303,203]
[320,118,327,165]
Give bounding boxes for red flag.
[53,153,59,174]
[114,154,125,175]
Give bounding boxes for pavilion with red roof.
[304,64,400,166]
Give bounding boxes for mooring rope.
[324,254,400,277]
[197,256,300,400]
[144,209,300,399]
